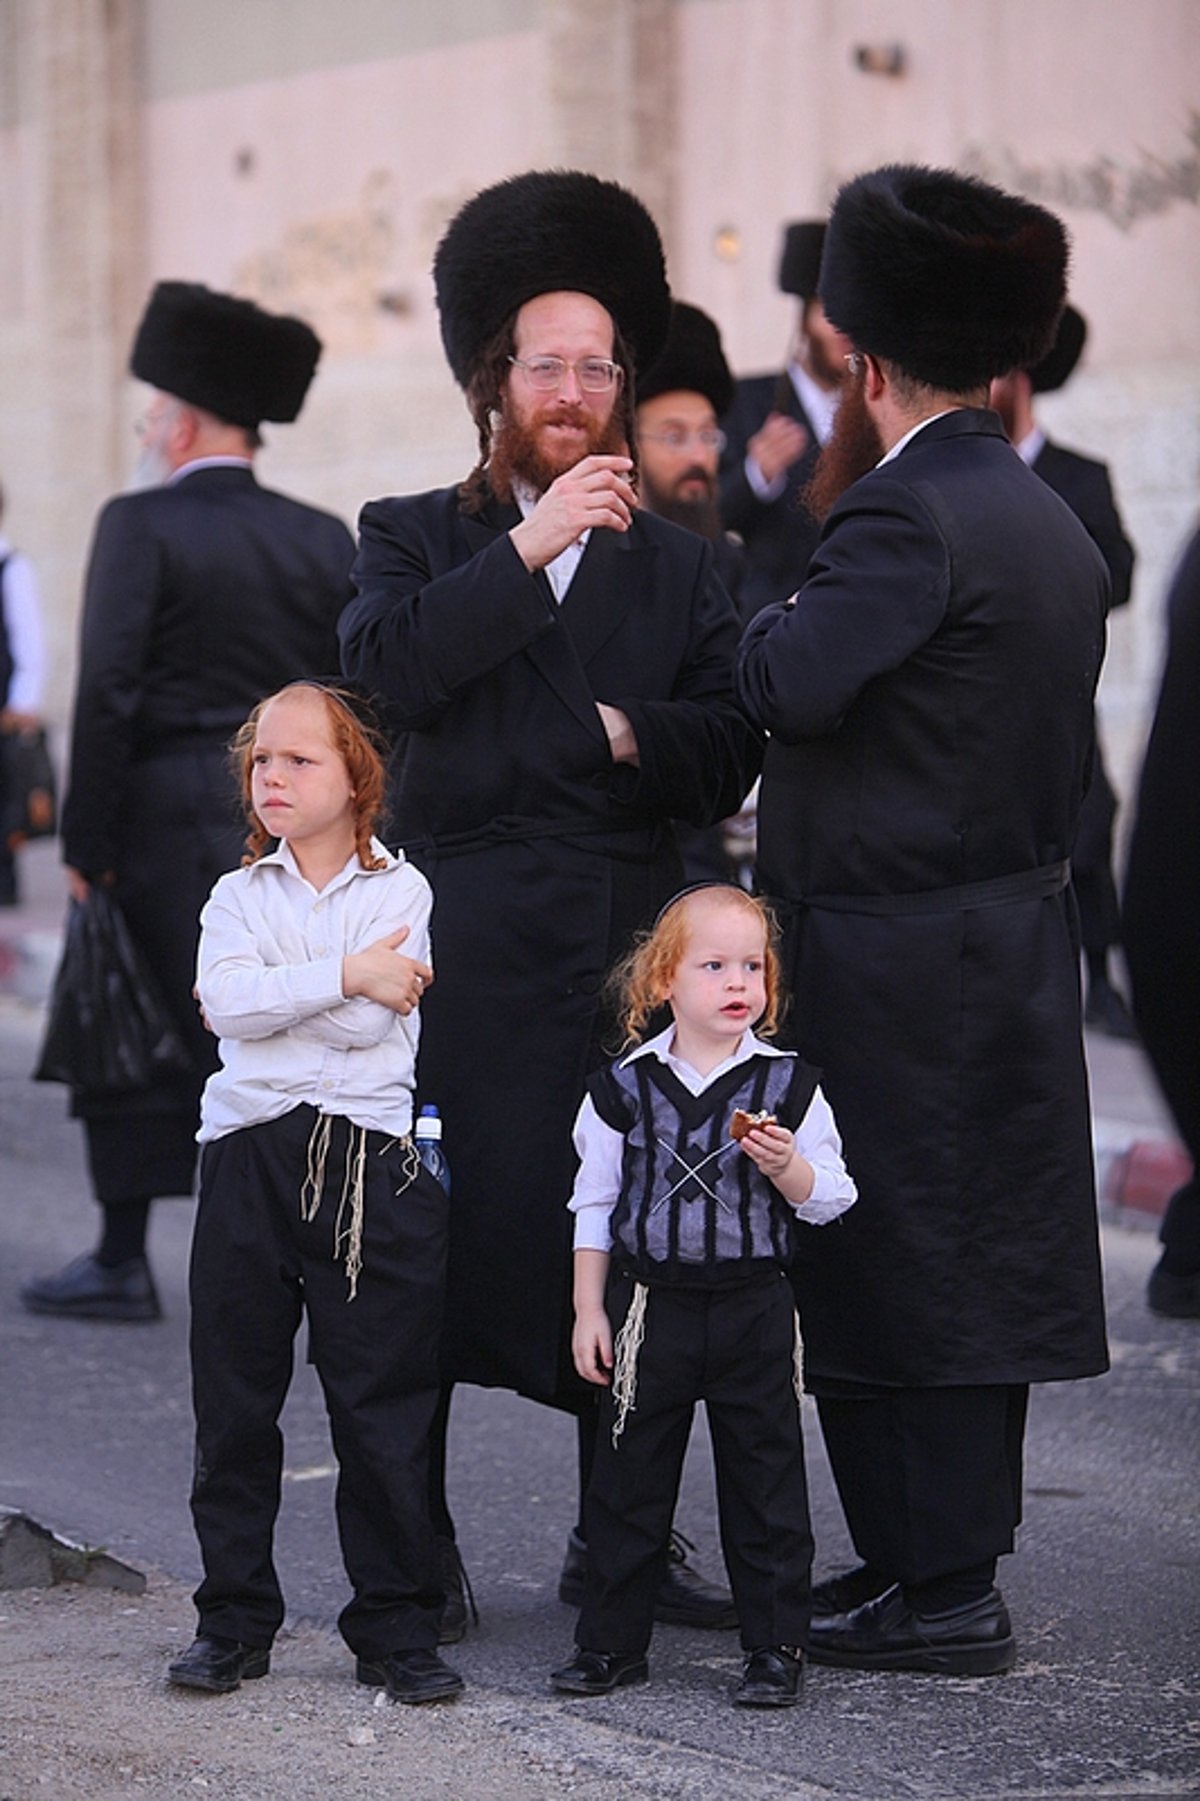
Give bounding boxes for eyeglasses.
[843,351,866,378]
[639,428,727,453]
[508,355,624,393]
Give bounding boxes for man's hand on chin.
[510,455,636,571]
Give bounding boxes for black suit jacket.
[63,466,355,876]
[60,465,354,1128]
[719,371,823,615]
[1032,438,1134,610]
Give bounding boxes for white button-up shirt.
[196,838,431,1142]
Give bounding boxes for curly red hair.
[230,682,390,871]
[610,885,783,1047]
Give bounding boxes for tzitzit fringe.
[793,1309,805,1403]
[610,1280,649,1447]
[300,1115,419,1303]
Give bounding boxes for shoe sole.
[22,1297,162,1322]
[551,1660,649,1696]
[356,1661,464,1704]
[735,1687,802,1707]
[167,1652,270,1693]
[806,1638,1016,1677]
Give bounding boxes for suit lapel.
[558,524,656,669]
[459,491,611,741]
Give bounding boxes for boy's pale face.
[664,898,768,1067]
[251,690,355,868]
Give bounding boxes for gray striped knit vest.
[587,1052,819,1286]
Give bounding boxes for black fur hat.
[778,221,826,300]
[130,282,322,427]
[433,169,671,387]
[637,302,734,417]
[1029,303,1086,393]
[819,165,1069,391]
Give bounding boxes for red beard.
[489,402,627,498]
[802,374,885,523]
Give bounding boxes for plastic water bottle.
[414,1104,451,1194]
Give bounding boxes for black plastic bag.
[33,888,194,1096]
[2,725,58,846]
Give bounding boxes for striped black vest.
[587,1051,819,1286]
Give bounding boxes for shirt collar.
[168,455,255,485]
[877,409,957,467]
[787,361,839,446]
[1014,424,1046,466]
[621,1024,790,1081]
[248,836,399,889]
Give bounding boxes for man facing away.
[737,164,1110,1676]
[22,283,354,1322]
[339,170,760,1641]
[719,220,850,613]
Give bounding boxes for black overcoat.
[737,409,1111,1391]
[61,467,353,1184]
[339,485,761,1403]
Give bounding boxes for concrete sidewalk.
[1,834,1189,1229]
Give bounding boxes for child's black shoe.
[550,1648,649,1695]
[734,1645,803,1707]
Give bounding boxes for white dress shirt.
[196,837,431,1142]
[569,1026,857,1251]
[513,477,590,602]
[0,536,46,712]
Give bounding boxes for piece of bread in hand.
[730,1108,777,1142]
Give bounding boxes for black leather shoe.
[811,1563,890,1618]
[559,1528,737,1630]
[356,1648,464,1704]
[435,1536,477,1644]
[168,1636,270,1693]
[550,1648,649,1696]
[20,1252,161,1323]
[806,1584,1016,1676]
[1148,1264,1200,1319]
[1084,976,1139,1041]
[735,1645,804,1707]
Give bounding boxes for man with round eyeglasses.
[339,170,760,1644]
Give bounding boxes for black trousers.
[579,1268,813,1655]
[814,1383,1029,1595]
[188,1106,448,1660]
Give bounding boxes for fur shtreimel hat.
[636,301,734,418]
[1029,302,1086,393]
[819,165,1069,391]
[778,221,826,300]
[130,282,322,427]
[433,169,671,387]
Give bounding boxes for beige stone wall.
[1,0,1197,817]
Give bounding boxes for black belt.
[403,814,669,864]
[795,859,1071,918]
